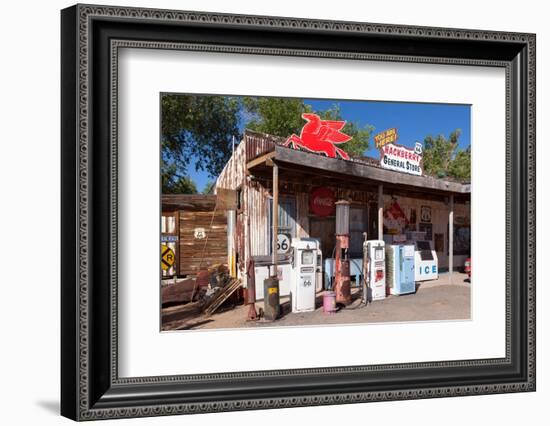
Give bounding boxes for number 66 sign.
[277,233,291,254]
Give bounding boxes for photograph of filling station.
[160,94,471,331]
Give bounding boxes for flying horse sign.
[380,141,424,176]
[284,113,352,160]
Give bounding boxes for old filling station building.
[214,130,470,299]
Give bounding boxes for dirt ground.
[162,272,471,331]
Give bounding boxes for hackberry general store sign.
[380,142,423,176]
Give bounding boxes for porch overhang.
[246,145,470,197]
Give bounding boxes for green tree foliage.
[243,97,308,137]
[161,94,241,193]
[162,168,198,194]
[202,180,215,195]
[448,146,471,180]
[422,129,471,180]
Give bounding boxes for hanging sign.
[309,187,336,217]
[284,113,352,160]
[374,128,398,148]
[380,142,423,176]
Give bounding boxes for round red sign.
[310,187,336,217]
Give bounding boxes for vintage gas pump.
[290,238,321,313]
[334,200,352,305]
[363,240,386,302]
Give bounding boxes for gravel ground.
[162,272,471,331]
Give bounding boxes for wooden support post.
[449,194,454,283]
[377,184,383,241]
[272,163,279,277]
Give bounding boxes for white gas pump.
[290,238,321,313]
[363,240,386,302]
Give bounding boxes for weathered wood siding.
[179,210,227,276]
[162,195,228,277]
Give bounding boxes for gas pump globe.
[334,200,352,305]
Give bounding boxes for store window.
[268,197,296,254]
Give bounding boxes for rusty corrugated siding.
[216,141,246,191]
[248,180,269,257]
[244,131,280,160]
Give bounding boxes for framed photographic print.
[61,4,536,421]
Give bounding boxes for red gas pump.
[334,200,352,305]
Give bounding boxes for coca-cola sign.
[310,187,336,217]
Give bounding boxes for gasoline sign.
[161,245,175,271]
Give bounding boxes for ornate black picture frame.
[61,4,536,421]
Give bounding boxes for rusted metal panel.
[248,180,269,258]
[216,140,246,191]
[244,130,280,161]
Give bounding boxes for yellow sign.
[374,128,398,149]
[267,287,278,295]
[161,245,175,271]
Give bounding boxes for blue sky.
[188,98,471,192]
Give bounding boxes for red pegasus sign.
[283,113,352,160]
